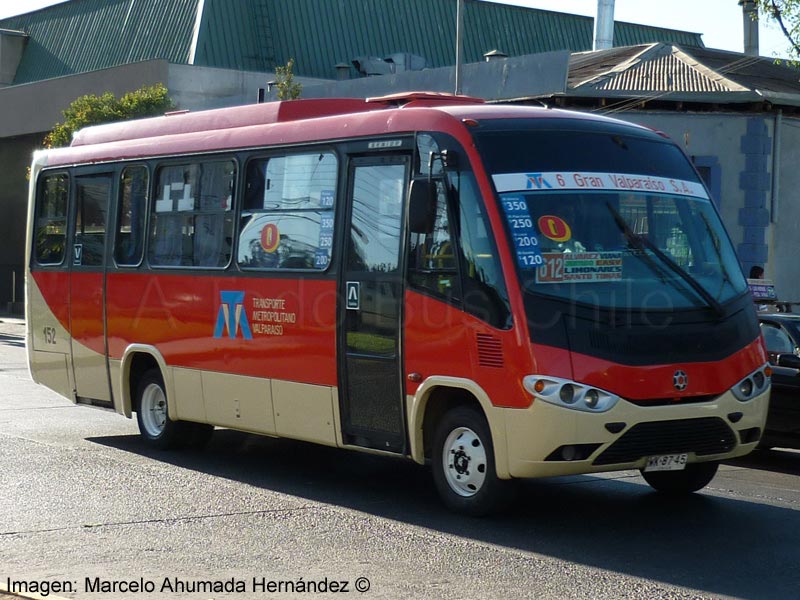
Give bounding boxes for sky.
[0,0,793,58]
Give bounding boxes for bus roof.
[70,92,488,148]
[40,92,650,167]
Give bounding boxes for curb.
[0,316,25,324]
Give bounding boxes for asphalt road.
[1,316,800,600]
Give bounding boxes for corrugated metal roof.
[595,54,731,92]
[575,45,747,93]
[193,0,267,71]
[0,0,706,85]
[567,43,800,98]
[244,0,704,80]
[686,46,800,94]
[614,21,701,48]
[0,0,200,84]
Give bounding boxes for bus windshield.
[475,123,748,311]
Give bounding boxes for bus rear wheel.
[135,369,213,450]
[640,461,719,494]
[136,369,181,449]
[432,406,514,516]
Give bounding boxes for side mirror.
[408,178,436,234]
[777,353,800,370]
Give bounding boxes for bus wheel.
[640,461,719,494]
[432,406,513,516]
[135,369,182,450]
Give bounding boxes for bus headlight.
[584,389,600,409]
[559,384,576,404]
[731,364,771,402]
[738,379,753,398]
[523,376,621,413]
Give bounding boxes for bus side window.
[34,173,69,266]
[149,160,235,268]
[454,173,512,329]
[238,152,337,271]
[114,166,148,266]
[194,161,235,267]
[408,178,460,301]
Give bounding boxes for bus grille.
[593,417,737,466]
[626,394,720,407]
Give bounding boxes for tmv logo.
[526,173,553,189]
[213,291,253,339]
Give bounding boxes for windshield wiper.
[698,212,735,295]
[606,202,725,319]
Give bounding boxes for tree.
[753,0,800,57]
[43,83,174,148]
[274,58,302,100]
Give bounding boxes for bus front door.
[339,157,408,453]
[69,174,113,405]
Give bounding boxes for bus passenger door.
[339,157,408,453]
[69,174,113,405]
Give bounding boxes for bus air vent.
[476,333,504,368]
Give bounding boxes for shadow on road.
[0,333,24,348]
[89,429,800,600]
[728,447,800,476]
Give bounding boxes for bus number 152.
[43,326,57,344]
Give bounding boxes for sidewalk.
[0,313,25,337]
[0,341,65,600]
[0,313,25,324]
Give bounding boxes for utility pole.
[455,0,464,95]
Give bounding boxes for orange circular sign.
[538,215,572,242]
[260,223,280,252]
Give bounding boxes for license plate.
[644,453,688,472]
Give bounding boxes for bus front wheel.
[432,406,514,516]
[135,369,184,450]
[640,461,719,494]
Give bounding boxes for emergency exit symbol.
[346,281,360,310]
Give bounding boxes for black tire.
[641,461,719,494]
[135,369,185,450]
[432,406,514,516]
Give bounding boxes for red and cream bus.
[26,93,769,515]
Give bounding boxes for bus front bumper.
[502,389,769,479]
